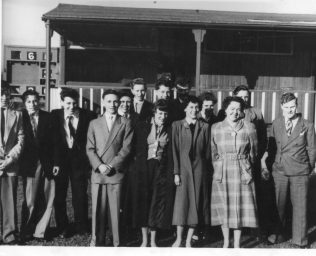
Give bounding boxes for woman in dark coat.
[210,96,258,248]
[172,96,211,247]
[132,99,172,247]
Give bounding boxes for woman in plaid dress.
[210,96,258,248]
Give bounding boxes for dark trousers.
[54,152,88,233]
[272,171,309,246]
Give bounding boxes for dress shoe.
[291,243,310,249]
[59,229,73,239]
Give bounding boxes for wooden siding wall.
[200,34,316,91]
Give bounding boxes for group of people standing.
[0,77,315,249]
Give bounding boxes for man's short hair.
[281,92,297,105]
[130,78,147,90]
[233,85,250,96]
[152,99,169,114]
[60,88,79,101]
[183,95,200,109]
[155,78,173,90]
[22,89,40,102]
[119,91,133,100]
[222,96,245,112]
[102,89,119,99]
[198,92,218,105]
[175,77,191,90]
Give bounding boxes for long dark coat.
[172,119,211,226]
[125,120,173,229]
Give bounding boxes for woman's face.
[185,102,199,120]
[225,101,242,122]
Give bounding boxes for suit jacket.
[86,115,133,184]
[0,108,24,175]
[51,108,97,178]
[268,114,316,176]
[131,100,153,122]
[20,109,54,179]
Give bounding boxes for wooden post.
[59,36,66,85]
[45,20,51,111]
[192,29,206,96]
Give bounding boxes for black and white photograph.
[1,0,316,254]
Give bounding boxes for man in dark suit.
[87,89,133,247]
[265,92,316,248]
[130,78,153,122]
[19,90,55,242]
[0,82,24,244]
[51,88,97,237]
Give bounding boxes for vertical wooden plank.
[304,93,309,120]
[272,92,276,122]
[90,88,93,111]
[217,91,222,111]
[79,88,83,108]
[261,92,266,118]
[100,88,104,115]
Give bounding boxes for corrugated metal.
[42,4,316,29]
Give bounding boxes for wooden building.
[42,4,316,123]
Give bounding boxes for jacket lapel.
[4,109,17,144]
[74,109,84,141]
[283,117,304,147]
[101,115,123,155]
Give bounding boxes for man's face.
[236,90,249,105]
[25,95,40,114]
[1,91,10,108]
[177,87,190,101]
[201,100,215,115]
[156,85,171,100]
[185,102,199,120]
[119,96,132,114]
[131,84,146,101]
[154,109,168,127]
[103,94,119,115]
[281,99,297,120]
[61,97,78,116]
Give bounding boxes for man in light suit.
[264,92,316,248]
[86,89,133,247]
[0,82,24,244]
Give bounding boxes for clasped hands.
[98,163,113,176]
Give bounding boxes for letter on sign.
[27,52,37,61]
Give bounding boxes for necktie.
[285,119,293,136]
[1,108,5,142]
[30,113,37,136]
[108,115,114,131]
[68,116,76,138]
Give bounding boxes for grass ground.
[10,176,316,248]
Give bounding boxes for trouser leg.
[54,175,69,231]
[33,178,55,238]
[0,176,17,243]
[272,171,289,235]
[290,175,309,246]
[107,184,122,247]
[70,176,88,232]
[21,163,42,236]
[96,184,108,246]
